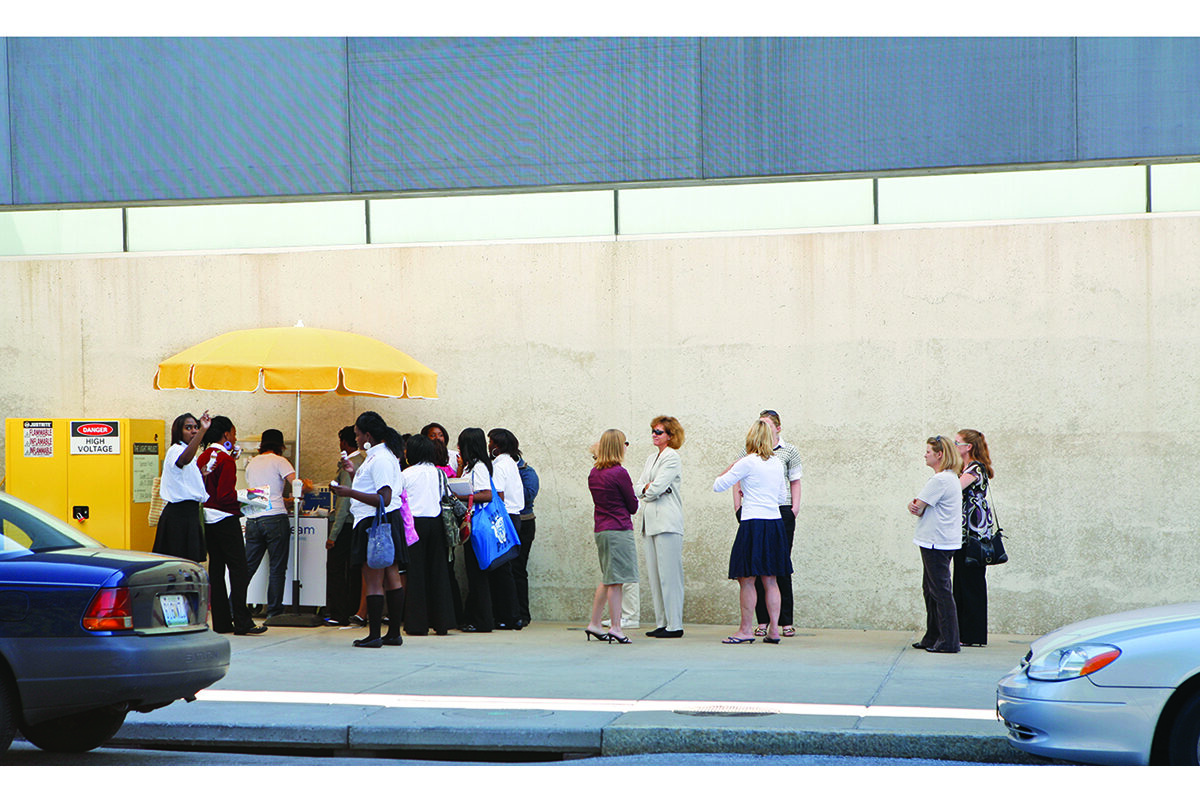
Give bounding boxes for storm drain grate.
[674,706,778,718]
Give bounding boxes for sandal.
[722,635,756,644]
[782,626,796,637]
[753,625,767,637]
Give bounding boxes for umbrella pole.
[291,390,301,612]
[268,391,322,627]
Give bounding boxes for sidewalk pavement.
[111,622,1042,763]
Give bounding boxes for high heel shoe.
[607,633,632,644]
[585,628,610,642]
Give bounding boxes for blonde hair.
[745,420,775,460]
[927,434,963,475]
[593,429,627,470]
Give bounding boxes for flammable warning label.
[23,420,53,457]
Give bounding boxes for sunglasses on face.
[651,429,666,436]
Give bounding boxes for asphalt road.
[3,741,1042,766]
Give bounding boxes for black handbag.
[963,486,1008,567]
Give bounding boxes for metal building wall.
[1,37,1198,207]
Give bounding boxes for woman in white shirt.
[456,427,520,633]
[713,420,789,645]
[399,435,456,637]
[907,435,964,654]
[152,411,212,563]
[330,411,406,649]
[488,428,525,629]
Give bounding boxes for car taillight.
[82,587,133,631]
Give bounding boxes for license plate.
[159,594,190,628]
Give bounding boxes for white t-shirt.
[400,463,442,518]
[349,443,401,525]
[244,452,295,519]
[713,454,784,520]
[913,470,963,550]
[159,442,208,504]
[466,461,491,494]
[491,453,525,516]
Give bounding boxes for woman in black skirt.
[953,429,995,647]
[713,420,790,644]
[330,411,408,648]
[399,434,456,636]
[153,411,211,564]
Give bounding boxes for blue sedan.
[0,491,230,755]
[997,602,1200,765]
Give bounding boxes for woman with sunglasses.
[636,416,686,639]
[908,435,964,654]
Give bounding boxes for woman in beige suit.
[636,415,686,638]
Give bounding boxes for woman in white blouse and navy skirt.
[331,411,408,648]
[713,420,790,645]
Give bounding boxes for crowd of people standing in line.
[153,407,997,650]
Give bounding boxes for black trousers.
[952,547,988,645]
[918,547,960,652]
[462,517,520,631]
[755,506,796,626]
[325,520,361,624]
[205,516,254,633]
[403,516,456,635]
[511,516,536,623]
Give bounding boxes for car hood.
[1032,602,1200,688]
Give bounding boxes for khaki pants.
[643,531,684,631]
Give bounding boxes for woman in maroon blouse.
[584,429,640,644]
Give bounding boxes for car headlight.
[1026,644,1121,681]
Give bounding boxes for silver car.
[997,602,1200,765]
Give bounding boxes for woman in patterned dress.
[953,429,995,647]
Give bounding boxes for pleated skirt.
[727,517,792,579]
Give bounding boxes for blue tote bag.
[366,498,395,569]
[469,475,521,570]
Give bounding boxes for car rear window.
[0,493,104,558]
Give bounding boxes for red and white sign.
[70,420,121,455]
[23,420,53,457]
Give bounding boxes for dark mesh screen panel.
[349,37,702,191]
[701,37,1078,178]
[0,38,12,205]
[1078,37,1200,160]
[9,37,350,204]
[2,37,1199,207]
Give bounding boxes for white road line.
[195,689,997,721]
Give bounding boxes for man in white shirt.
[244,429,309,618]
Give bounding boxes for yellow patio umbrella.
[154,322,438,625]
[154,324,438,398]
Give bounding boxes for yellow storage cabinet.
[4,418,165,552]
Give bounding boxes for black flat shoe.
[234,624,267,636]
[353,636,383,648]
[763,637,781,645]
[657,629,684,638]
[925,646,960,654]
[645,627,667,637]
[912,642,933,649]
[381,635,403,646]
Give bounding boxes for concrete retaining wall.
[3,213,1198,635]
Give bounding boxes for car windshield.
[0,492,105,558]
